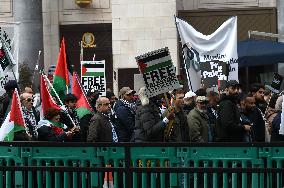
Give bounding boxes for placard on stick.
[135,47,180,98]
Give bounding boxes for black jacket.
[240,107,265,142]
[37,126,67,142]
[79,114,93,142]
[133,101,165,142]
[167,109,189,142]
[113,100,135,142]
[271,112,284,141]
[215,94,245,142]
[87,112,114,142]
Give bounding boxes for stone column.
[277,0,284,76]
[13,0,44,72]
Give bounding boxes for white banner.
[175,16,238,92]
[0,23,19,95]
[81,60,106,96]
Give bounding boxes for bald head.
[24,87,33,94]
[96,97,111,113]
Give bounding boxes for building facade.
[0,0,278,95]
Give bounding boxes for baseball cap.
[184,91,196,99]
[225,80,240,88]
[119,87,136,97]
[196,96,208,103]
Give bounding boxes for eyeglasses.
[26,98,34,102]
[102,103,110,106]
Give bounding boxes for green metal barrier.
[0,142,283,188]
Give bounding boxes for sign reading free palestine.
[81,61,106,96]
[135,47,180,98]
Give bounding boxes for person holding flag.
[72,72,94,141]
[37,108,74,142]
[20,92,40,140]
[0,89,30,141]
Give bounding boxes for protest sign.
[200,60,228,89]
[81,60,106,96]
[266,73,283,94]
[135,47,180,98]
[175,16,238,92]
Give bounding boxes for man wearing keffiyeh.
[113,87,137,142]
[20,92,40,140]
[87,97,118,142]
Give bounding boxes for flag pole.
[174,15,193,91]
[31,50,41,89]
[79,41,83,62]
[41,71,77,128]
[74,72,93,110]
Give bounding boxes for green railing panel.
[0,143,284,187]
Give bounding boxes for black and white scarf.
[22,106,38,139]
[102,113,118,142]
[120,99,136,113]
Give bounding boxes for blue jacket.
[113,100,135,142]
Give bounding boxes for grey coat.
[187,108,209,143]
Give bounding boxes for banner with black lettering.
[266,73,283,94]
[175,16,238,92]
[200,60,228,89]
[81,61,106,96]
[0,24,18,95]
[135,47,180,98]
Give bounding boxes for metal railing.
[0,142,284,188]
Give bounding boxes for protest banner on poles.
[175,16,238,92]
[135,47,180,98]
[0,24,19,95]
[81,60,106,96]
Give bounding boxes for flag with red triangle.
[0,89,26,141]
[41,74,62,116]
[53,37,70,101]
[72,72,93,119]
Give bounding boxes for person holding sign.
[133,87,175,142]
[166,89,189,142]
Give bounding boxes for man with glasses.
[113,87,136,142]
[20,92,40,140]
[87,97,119,142]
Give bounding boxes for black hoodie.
[215,94,245,142]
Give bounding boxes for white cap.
[184,91,196,99]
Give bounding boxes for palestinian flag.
[0,89,26,141]
[53,37,70,101]
[136,48,171,74]
[41,75,62,116]
[81,63,104,77]
[72,72,93,119]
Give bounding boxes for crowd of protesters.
[1,78,284,143]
